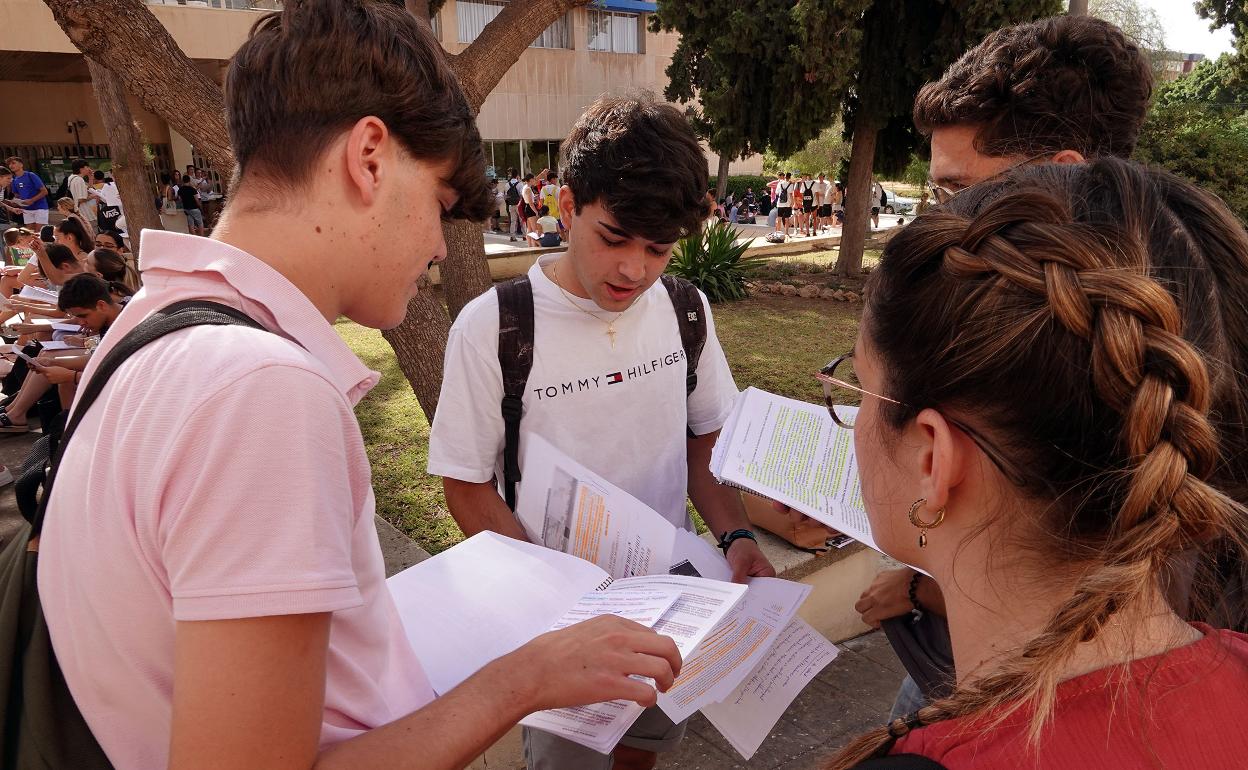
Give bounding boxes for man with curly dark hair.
[913,14,1153,202]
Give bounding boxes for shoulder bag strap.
[495,277,534,511]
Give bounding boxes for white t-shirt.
[537,215,560,234]
[67,173,89,206]
[98,181,123,208]
[428,255,739,528]
[813,180,829,201]
[776,182,793,207]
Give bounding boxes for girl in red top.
[824,157,1248,769]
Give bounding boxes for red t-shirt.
[893,624,1248,769]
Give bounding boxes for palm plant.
[666,222,758,302]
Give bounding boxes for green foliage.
[653,0,866,158]
[1195,1,1248,81]
[1155,54,1248,107]
[667,222,757,302]
[832,0,1064,176]
[901,155,930,189]
[1135,102,1248,224]
[760,125,850,177]
[707,174,773,201]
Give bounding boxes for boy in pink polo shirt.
[36,2,681,768]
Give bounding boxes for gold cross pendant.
[606,322,617,349]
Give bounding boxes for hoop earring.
[908,498,946,549]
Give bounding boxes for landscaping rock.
[819,288,838,300]
[833,289,847,301]
[779,284,799,296]
[754,283,770,293]
[798,285,820,298]
[845,291,860,302]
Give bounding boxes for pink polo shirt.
[38,230,435,768]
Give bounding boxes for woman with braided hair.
[823,157,1248,769]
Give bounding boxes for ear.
[558,185,577,230]
[911,408,972,513]
[342,116,391,207]
[1050,149,1085,165]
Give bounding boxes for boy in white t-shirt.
[429,93,776,770]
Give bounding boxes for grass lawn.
[339,293,862,553]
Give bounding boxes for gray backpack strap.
[495,277,534,511]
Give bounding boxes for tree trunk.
[441,220,493,321]
[44,0,235,176]
[380,280,451,423]
[834,111,880,277]
[715,153,731,204]
[1068,0,1088,15]
[86,58,163,267]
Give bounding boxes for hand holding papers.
[711,387,878,550]
[387,532,747,754]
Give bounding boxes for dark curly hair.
[560,92,708,244]
[913,15,1153,159]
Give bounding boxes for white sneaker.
[0,465,13,487]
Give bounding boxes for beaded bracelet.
[908,572,924,619]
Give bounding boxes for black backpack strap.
[31,300,267,536]
[496,277,534,511]
[660,275,708,437]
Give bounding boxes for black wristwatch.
[908,571,925,619]
[717,528,757,554]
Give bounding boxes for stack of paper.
[711,387,877,550]
[392,434,842,758]
[17,285,58,304]
[387,532,747,754]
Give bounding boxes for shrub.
[1135,102,1248,225]
[707,174,772,202]
[667,221,758,302]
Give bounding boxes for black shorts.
[819,204,832,217]
[778,206,792,218]
[802,202,814,213]
[871,206,881,215]
[520,203,536,220]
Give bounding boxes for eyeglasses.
[927,153,1049,205]
[815,351,1031,487]
[816,352,899,429]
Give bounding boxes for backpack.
[495,274,707,510]
[504,179,522,207]
[52,175,70,205]
[778,183,789,204]
[0,300,267,769]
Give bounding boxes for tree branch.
[451,0,590,109]
[43,0,235,175]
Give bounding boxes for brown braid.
[826,158,1248,768]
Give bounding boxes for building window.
[459,0,569,48]
[588,10,640,54]
[531,14,570,49]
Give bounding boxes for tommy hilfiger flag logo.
[606,372,624,384]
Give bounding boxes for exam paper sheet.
[517,434,677,579]
[387,531,609,695]
[712,387,877,550]
[657,577,811,723]
[701,618,839,760]
[17,285,58,304]
[520,574,748,754]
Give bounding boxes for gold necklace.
[546,264,628,349]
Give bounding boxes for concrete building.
[1155,51,1207,83]
[0,0,758,195]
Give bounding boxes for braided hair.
[827,157,1248,767]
